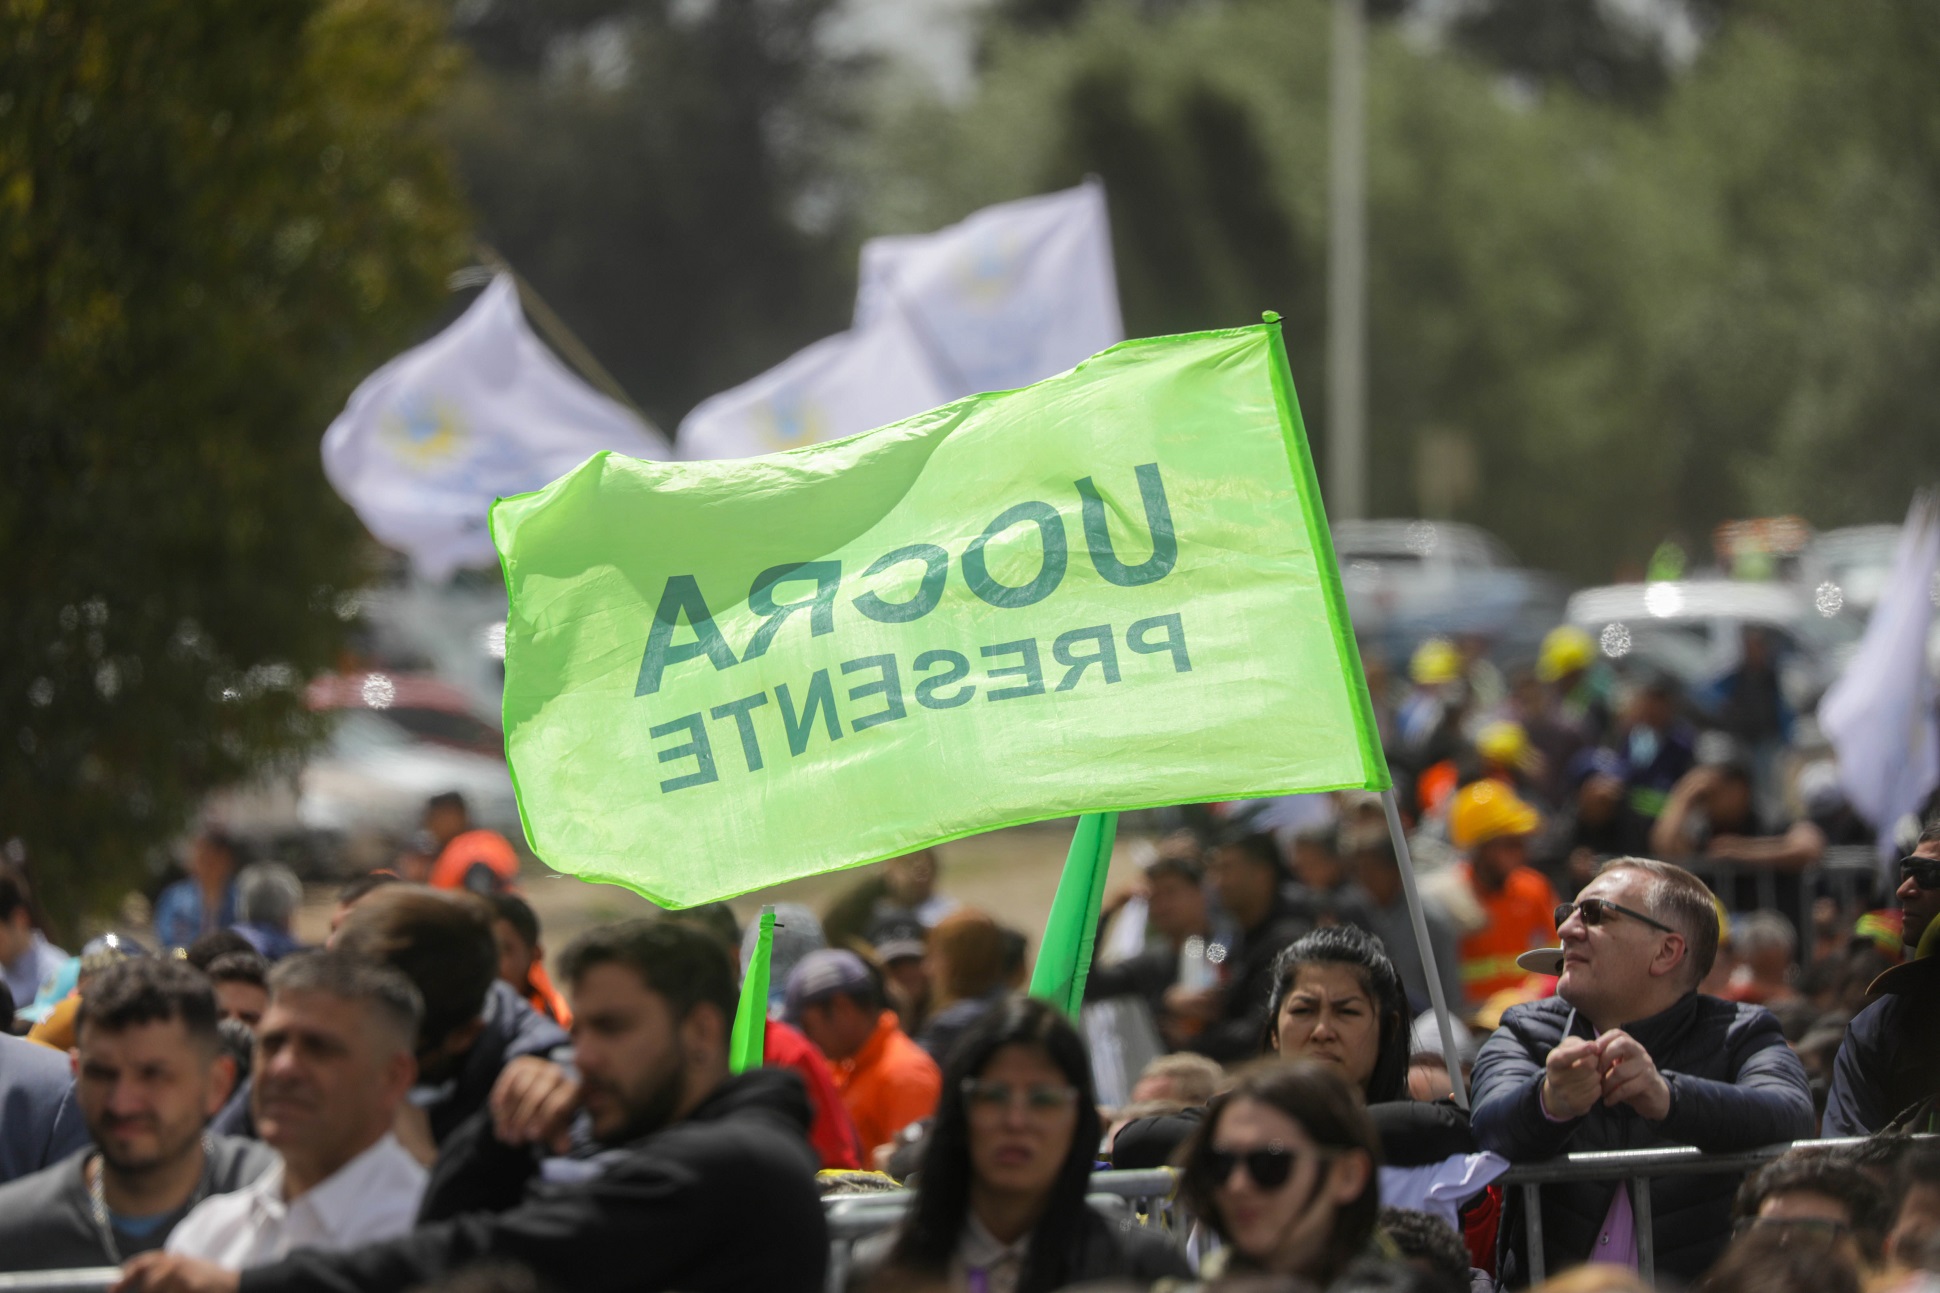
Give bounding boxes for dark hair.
[1595,856,1721,985]
[426,791,467,815]
[77,959,220,1051]
[1177,1059,1383,1284]
[1378,1207,1470,1291]
[337,872,401,907]
[887,997,1101,1293]
[1735,1148,1891,1263]
[1146,854,1205,886]
[1262,925,1410,1102]
[1216,831,1284,875]
[185,929,254,972]
[1698,1227,1861,1293]
[487,893,541,950]
[205,950,269,990]
[997,926,1028,981]
[1898,1144,1940,1201]
[268,948,424,1051]
[333,886,497,1050]
[199,829,244,865]
[558,919,736,1025]
[0,866,34,924]
[1916,819,1940,848]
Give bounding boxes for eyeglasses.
[1205,1143,1328,1191]
[960,1079,1078,1117]
[1899,858,1940,891]
[1733,1217,1851,1245]
[1555,898,1677,935]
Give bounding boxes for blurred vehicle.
[1565,580,1863,713]
[1333,519,1571,668]
[211,671,518,876]
[1798,524,1900,614]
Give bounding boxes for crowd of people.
[0,619,1935,1293]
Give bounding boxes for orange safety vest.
[429,829,521,894]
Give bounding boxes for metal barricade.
[1499,1135,1938,1285]
[1675,848,1885,949]
[0,1273,119,1293]
[821,1168,1178,1293]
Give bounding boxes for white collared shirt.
[166,1133,427,1268]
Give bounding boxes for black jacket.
[1470,992,1813,1285]
[1823,955,1940,1136]
[1184,892,1315,1063]
[237,1069,827,1293]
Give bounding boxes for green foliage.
[0,0,469,934]
[850,0,1940,578]
[440,0,859,434]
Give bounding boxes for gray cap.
[783,948,874,1024]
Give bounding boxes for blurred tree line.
[447,0,1940,578]
[1,1,467,934]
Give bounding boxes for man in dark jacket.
[119,919,827,1293]
[213,886,570,1152]
[1176,833,1314,1061]
[1823,836,1940,1136]
[1471,857,1813,1285]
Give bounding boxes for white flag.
[854,180,1122,398]
[1819,492,1940,856]
[676,317,951,461]
[322,275,669,579]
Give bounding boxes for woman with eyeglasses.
[856,996,1190,1293]
[1175,1059,1381,1284]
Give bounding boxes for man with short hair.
[1823,827,1940,1136]
[422,793,519,897]
[0,960,271,1268]
[1470,856,1814,1283]
[231,866,305,963]
[206,954,270,1033]
[1734,1148,1892,1271]
[166,952,425,1265]
[1176,831,1315,1060]
[485,893,569,1028]
[119,919,828,1293]
[1351,831,1463,1016]
[1086,838,1211,1021]
[786,948,939,1162]
[0,864,67,1017]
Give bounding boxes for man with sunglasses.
[1822,827,1940,1137]
[1470,856,1813,1283]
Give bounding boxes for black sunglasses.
[1555,897,1677,935]
[1899,858,1940,891]
[1205,1143,1327,1190]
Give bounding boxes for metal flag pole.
[1381,786,1470,1108]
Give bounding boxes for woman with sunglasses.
[1176,1060,1381,1284]
[856,996,1189,1293]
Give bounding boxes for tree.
[0,0,469,933]
[441,0,861,435]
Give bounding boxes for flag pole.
[1381,788,1469,1108]
[470,241,668,438]
[729,904,776,1074]
[1028,812,1119,1018]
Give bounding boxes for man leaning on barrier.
[1469,856,1814,1284]
[116,919,827,1293]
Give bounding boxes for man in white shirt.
[167,950,426,1266]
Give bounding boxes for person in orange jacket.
[486,893,571,1029]
[424,792,520,895]
[785,948,940,1165]
[1451,780,1560,1010]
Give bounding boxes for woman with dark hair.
[1176,1059,1382,1283]
[858,996,1188,1292]
[1263,925,1412,1103]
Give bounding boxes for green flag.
[729,905,774,1074]
[491,318,1385,907]
[1028,812,1119,1018]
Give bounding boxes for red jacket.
[763,1019,863,1170]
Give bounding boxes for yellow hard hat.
[1537,626,1595,683]
[1411,637,1462,686]
[1476,720,1533,770]
[1450,780,1542,849]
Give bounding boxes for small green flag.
[729,906,774,1074]
[491,319,1385,907]
[1028,812,1119,1018]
